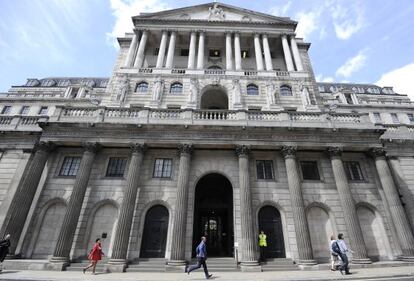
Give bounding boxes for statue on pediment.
[117,77,130,102]
[209,3,225,20]
[152,77,164,101]
[266,81,276,105]
[300,84,312,107]
[232,79,241,105]
[189,78,199,103]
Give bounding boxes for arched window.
[280,85,292,96]
[135,82,148,93]
[246,84,259,95]
[170,82,183,94]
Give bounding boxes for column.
[253,33,264,71]
[0,142,54,254]
[290,36,304,71]
[168,144,193,266]
[124,31,139,67]
[225,32,233,70]
[187,31,197,69]
[156,31,168,68]
[50,143,100,265]
[196,32,205,69]
[328,147,371,263]
[108,144,145,271]
[281,146,316,265]
[371,148,414,259]
[236,145,259,270]
[281,34,294,72]
[165,31,176,69]
[133,30,148,68]
[234,32,242,70]
[262,34,273,71]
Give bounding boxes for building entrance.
[258,206,286,258]
[193,173,233,257]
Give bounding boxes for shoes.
[345,272,352,275]
[339,269,344,275]
[185,266,189,275]
[206,274,213,279]
[330,268,336,271]
[82,268,86,274]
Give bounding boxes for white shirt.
[337,239,349,253]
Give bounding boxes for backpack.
[331,241,341,255]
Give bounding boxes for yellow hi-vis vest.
[259,234,267,247]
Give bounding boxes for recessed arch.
[140,204,169,258]
[200,85,228,109]
[258,205,286,258]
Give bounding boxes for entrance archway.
[140,205,169,258]
[200,86,228,109]
[193,173,233,257]
[258,206,286,258]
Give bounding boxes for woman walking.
[0,234,11,272]
[329,234,339,271]
[83,238,104,274]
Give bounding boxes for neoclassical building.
[1,2,414,272]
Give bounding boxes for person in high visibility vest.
[258,230,267,262]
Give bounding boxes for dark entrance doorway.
[193,173,233,257]
[258,206,285,258]
[140,205,169,258]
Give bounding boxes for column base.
[240,260,261,272]
[297,259,317,266]
[166,260,186,272]
[401,256,414,262]
[351,258,372,264]
[48,256,70,271]
[106,259,128,272]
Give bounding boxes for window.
[256,160,274,180]
[154,48,159,55]
[344,161,364,181]
[153,158,172,178]
[180,49,189,56]
[69,87,79,98]
[241,50,249,58]
[300,161,320,180]
[373,112,382,123]
[209,49,221,57]
[38,106,48,115]
[408,113,414,124]
[280,85,292,96]
[246,84,259,95]
[26,79,40,87]
[1,106,11,115]
[390,113,399,123]
[41,80,56,87]
[318,86,325,92]
[59,157,81,176]
[170,82,183,94]
[106,157,127,177]
[135,82,148,93]
[57,80,70,87]
[20,106,30,115]
[344,93,354,104]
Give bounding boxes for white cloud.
[377,63,414,101]
[336,50,367,78]
[295,10,320,40]
[107,0,170,48]
[328,1,365,40]
[269,1,292,17]
[316,74,335,83]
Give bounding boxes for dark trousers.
[338,252,349,273]
[188,257,209,277]
[259,246,266,262]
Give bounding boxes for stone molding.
[235,145,250,156]
[33,141,56,153]
[370,147,386,158]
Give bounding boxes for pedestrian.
[83,238,104,274]
[0,234,11,272]
[336,233,353,275]
[329,234,339,271]
[258,230,267,262]
[186,236,212,279]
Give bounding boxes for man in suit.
[186,236,212,279]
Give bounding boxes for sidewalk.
[0,266,414,281]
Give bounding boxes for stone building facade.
[0,2,414,272]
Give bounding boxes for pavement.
[0,266,414,281]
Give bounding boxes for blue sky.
[1,0,413,99]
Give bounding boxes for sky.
[0,0,413,100]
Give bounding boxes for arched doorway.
[307,206,334,262]
[258,206,285,258]
[140,205,169,258]
[200,86,228,109]
[193,173,233,257]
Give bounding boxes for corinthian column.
[281,146,316,265]
[290,36,304,71]
[50,143,100,267]
[168,144,193,267]
[262,34,273,71]
[124,31,139,67]
[236,145,260,271]
[187,31,197,69]
[328,147,371,263]
[156,31,168,68]
[281,34,294,72]
[371,148,414,260]
[165,31,177,69]
[234,33,242,70]
[196,32,205,69]
[253,33,264,71]
[133,30,148,68]
[108,144,146,272]
[0,141,54,254]
[225,32,233,70]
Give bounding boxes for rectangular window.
[154,48,159,56]
[180,49,189,56]
[59,156,81,176]
[20,106,30,115]
[106,157,127,177]
[373,112,381,123]
[256,160,274,180]
[407,113,414,124]
[390,113,399,123]
[38,106,48,115]
[344,93,354,104]
[300,161,320,180]
[241,50,249,58]
[1,106,11,115]
[209,49,221,57]
[344,161,364,181]
[153,158,172,178]
[69,87,79,98]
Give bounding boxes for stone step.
[260,258,299,272]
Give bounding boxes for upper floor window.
[408,113,414,124]
[153,158,172,178]
[59,156,81,176]
[209,49,221,57]
[390,113,399,124]
[20,106,30,115]
[106,157,127,177]
[300,161,320,180]
[154,48,159,56]
[170,82,183,94]
[280,85,292,96]
[38,106,48,115]
[344,161,364,181]
[256,160,274,180]
[373,112,381,123]
[69,87,79,98]
[180,49,189,56]
[246,84,259,95]
[135,82,148,93]
[26,79,40,87]
[318,86,325,92]
[344,93,354,104]
[241,50,249,58]
[57,80,70,87]
[41,79,56,87]
[1,106,11,115]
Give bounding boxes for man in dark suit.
[186,236,212,279]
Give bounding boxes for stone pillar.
[187,31,197,69]
[133,30,148,68]
[328,147,371,263]
[371,148,414,260]
[168,144,193,268]
[0,142,54,254]
[124,31,139,67]
[262,34,273,71]
[290,36,304,71]
[281,146,316,265]
[236,145,260,271]
[281,34,294,72]
[108,144,146,272]
[225,32,233,70]
[196,32,205,69]
[50,143,100,268]
[234,33,242,71]
[165,31,176,69]
[156,31,168,68]
[253,33,264,71]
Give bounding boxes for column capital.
[327,146,343,158]
[225,30,233,35]
[130,143,146,153]
[235,145,250,157]
[370,147,386,158]
[253,33,261,37]
[197,29,206,34]
[82,142,101,153]
[136,28,149,33]
[33,141,55,153]
[178,144,193,155]
[281,146,297,159]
